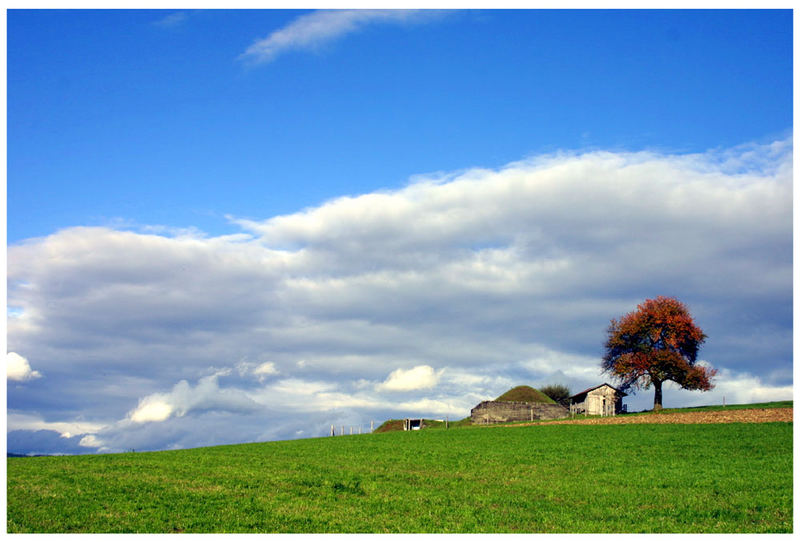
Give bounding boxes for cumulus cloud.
[253,362,278,377]
[239,9,446,65]
[127,372,262,424]
[129,398,174,423]
[378,365,441,391]
[7,352,42,381]
[78,434,106,449]
[7,138,792,453]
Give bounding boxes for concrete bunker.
[470,385,569,424]
[403,418,423,431]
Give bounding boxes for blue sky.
[5,9,794,455]
[8,9,791,242]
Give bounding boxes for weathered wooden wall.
[570,385,623,416]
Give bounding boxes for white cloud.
[378,365,441,391]
[247,378,346,413]
[395,397,465,416]
[78,434,106,449]
[7,352,42,381]
[253,361,278,376]
[127,372,262,424]
[239,9,444,65]
[7,412,105,438]
[129,398,174,423]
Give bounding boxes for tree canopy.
[540,384,570,406]
[601,296,716,410]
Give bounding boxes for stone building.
[470,400,568,424]
[568,383,626,416]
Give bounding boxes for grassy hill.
[495,385,555,403]
[6,402,792,533]
[373,419,406,433]
[374,417,472,433]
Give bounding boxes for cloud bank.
[7,138,792,454]
[239,9,446,65]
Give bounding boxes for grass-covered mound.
[373,420,404,433]
[495,385,556,404]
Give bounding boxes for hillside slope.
[7,416,792,533]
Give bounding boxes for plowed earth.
[508,407,792,427]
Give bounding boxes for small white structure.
[403,418,423,431]
[569,383,626,416]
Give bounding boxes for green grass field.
[6,415,792,533]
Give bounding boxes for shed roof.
[569,383,627,401]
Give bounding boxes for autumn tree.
[602,296,716,411]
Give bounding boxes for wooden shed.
[569,383,626,416]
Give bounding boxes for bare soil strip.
[504,407,793,427]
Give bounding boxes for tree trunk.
[653,380,663,411]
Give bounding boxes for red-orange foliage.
[602,296,716,410]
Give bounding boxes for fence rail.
[329,421,375,436]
